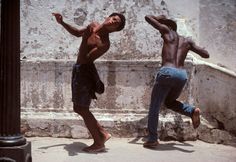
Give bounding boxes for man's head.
[103,12,126,32]
[160,18,177,31]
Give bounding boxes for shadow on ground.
[128,137,195,153]
[38,141,109,155]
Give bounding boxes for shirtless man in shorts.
[143,15,209,148]
[53,12,125,152]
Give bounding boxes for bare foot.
[143,141,159,149]
[103,133,111,143]
[192,108,201,129]
[82,143,105,153]
[97,132,111,147]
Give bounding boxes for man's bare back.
[145,15,209,68]
[143,15,210,147]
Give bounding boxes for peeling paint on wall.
[20,0,199,61]
[199,0,236,71]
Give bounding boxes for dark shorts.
[71,64,93,107]
[71,63,104,109]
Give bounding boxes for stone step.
[21,111,236,145]
[21,111,195,139]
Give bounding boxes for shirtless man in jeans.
[53,12,125,152]
[144,15,209,148]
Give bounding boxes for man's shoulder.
[180,36,195,43]
[89,22,100,27]
[185,36,194,42]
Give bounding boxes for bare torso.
[161,30,191,68]
[77,22,110,64]
[176,36,192,68]
[144,15,209,68]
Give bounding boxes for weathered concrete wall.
[193,63,236,134]
[17,0,236,144]
[21,60,190,113]
[21,60,195,140]
[191,60,236,143]
[20,0,199,61]
[20,0,236,70]
[199,0,236,71]
[21,60,236,144]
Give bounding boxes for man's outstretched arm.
[52,13,86,37]
[189,40,210,58]
[145,15,169,34]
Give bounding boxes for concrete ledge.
[20,59,236,144]
[21,111,197,141]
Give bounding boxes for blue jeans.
[147,66,195,142]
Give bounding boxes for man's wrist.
[60,21,66,26]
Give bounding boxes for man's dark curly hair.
[109,12,126,31]
[159,19,177,31]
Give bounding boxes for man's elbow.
[203,52,210,58]
[145,15,152,22]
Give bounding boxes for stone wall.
[20,0,199,61]
[21,60,192,139]
[21,60,236,144]
[16,0,236,144]
[20,0,236,72]
[193,62,236,134]
[191,60,236,144]
[199,0,236,71]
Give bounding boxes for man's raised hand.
[52,13,63,24]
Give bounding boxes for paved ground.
[28,137,236,162]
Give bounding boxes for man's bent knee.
[164,100,173,109]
